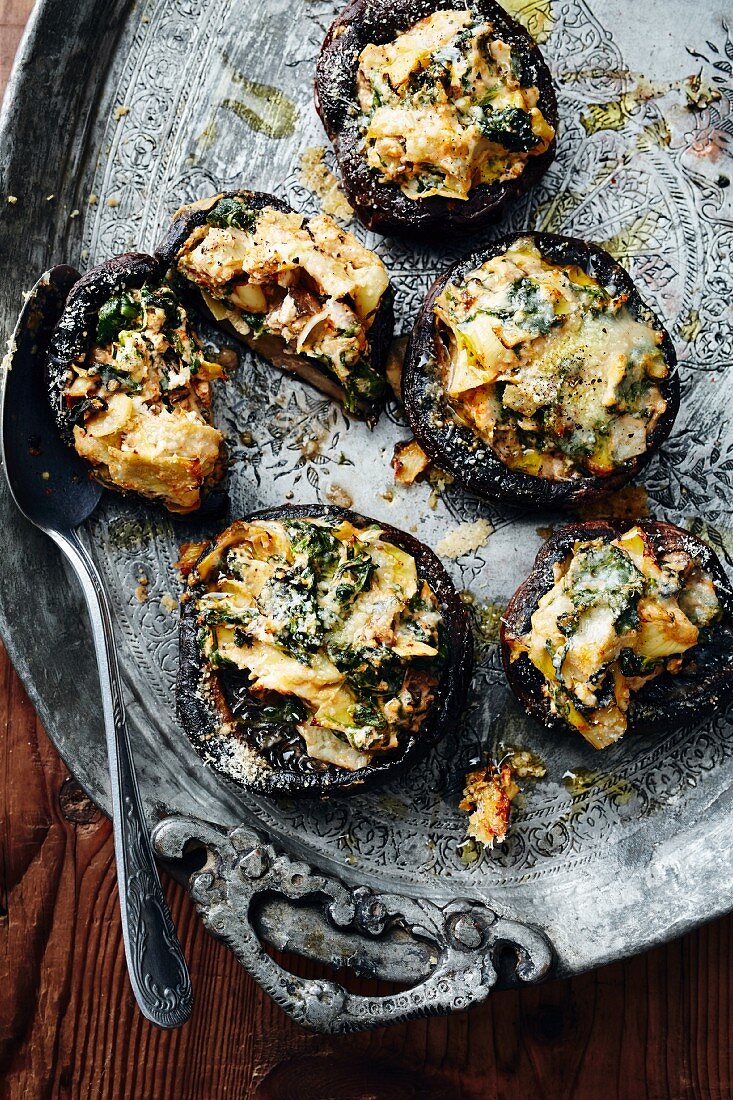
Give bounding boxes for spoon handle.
[51,527,193,1028]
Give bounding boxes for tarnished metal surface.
[1,0,733,1011]
[152,814,552,1032]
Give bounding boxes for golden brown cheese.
[434,239,669,479]
[195,518,445,770]
[510,526,722,748]
[392,438,431,485]
[64,285,224,513]
[175,201,389,413]
[356,9,554,201]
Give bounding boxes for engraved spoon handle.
[50,526,193,1028]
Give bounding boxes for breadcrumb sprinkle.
[436,519,493,559]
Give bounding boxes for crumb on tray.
[459,762,519,847]
[436,519,493,559]
[503,749,546,780]
[299,146,354,222]
[392,439,430,486]
[325,482,353,509]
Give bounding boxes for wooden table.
[1,4,732,1096]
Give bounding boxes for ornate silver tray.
[1,0,732,1032]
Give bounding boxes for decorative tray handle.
[153,816,553,1033]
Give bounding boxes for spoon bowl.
[1,266,102,531]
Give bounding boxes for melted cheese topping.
[510,526,722,748]
[194,518,445,770]
[434,238,670,479]
[356,9,554,201]
[176,199,390,413]
[64,284,224,513]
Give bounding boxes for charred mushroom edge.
[46,251,228,516]
[177,503,474,797]
[155,189,395,423]
[401,232,680,509]
[314,0,558,236]
[501,519,733,736]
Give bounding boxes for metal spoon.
[1,267,193,1028]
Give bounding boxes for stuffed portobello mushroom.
[402,233,679,508]
[502,520,733,750]
[177,505,473,796]
[156,190,394,421]
[315,0,557,235]
[47,253,226,515]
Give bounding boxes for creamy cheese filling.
[434,238,670,479]
[175,198,390,413]
[63,284,225,513]
[511,526,722,748]
[193,517,445,770]
[356,9,554,201]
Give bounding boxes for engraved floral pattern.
[153,815,552,1032]
[68,0,733,897]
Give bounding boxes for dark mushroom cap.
[501,519,733,736]
[314,0,558,237]
[155,189,291,266]
[402,232,680,509]
[177,503,474,797]
[47,252,163,445]
[45,250,227,517]
[155,189,395,423]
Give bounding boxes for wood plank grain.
[1,3,733,1097]
[2,642,732,1100]
[0,0,33,96]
